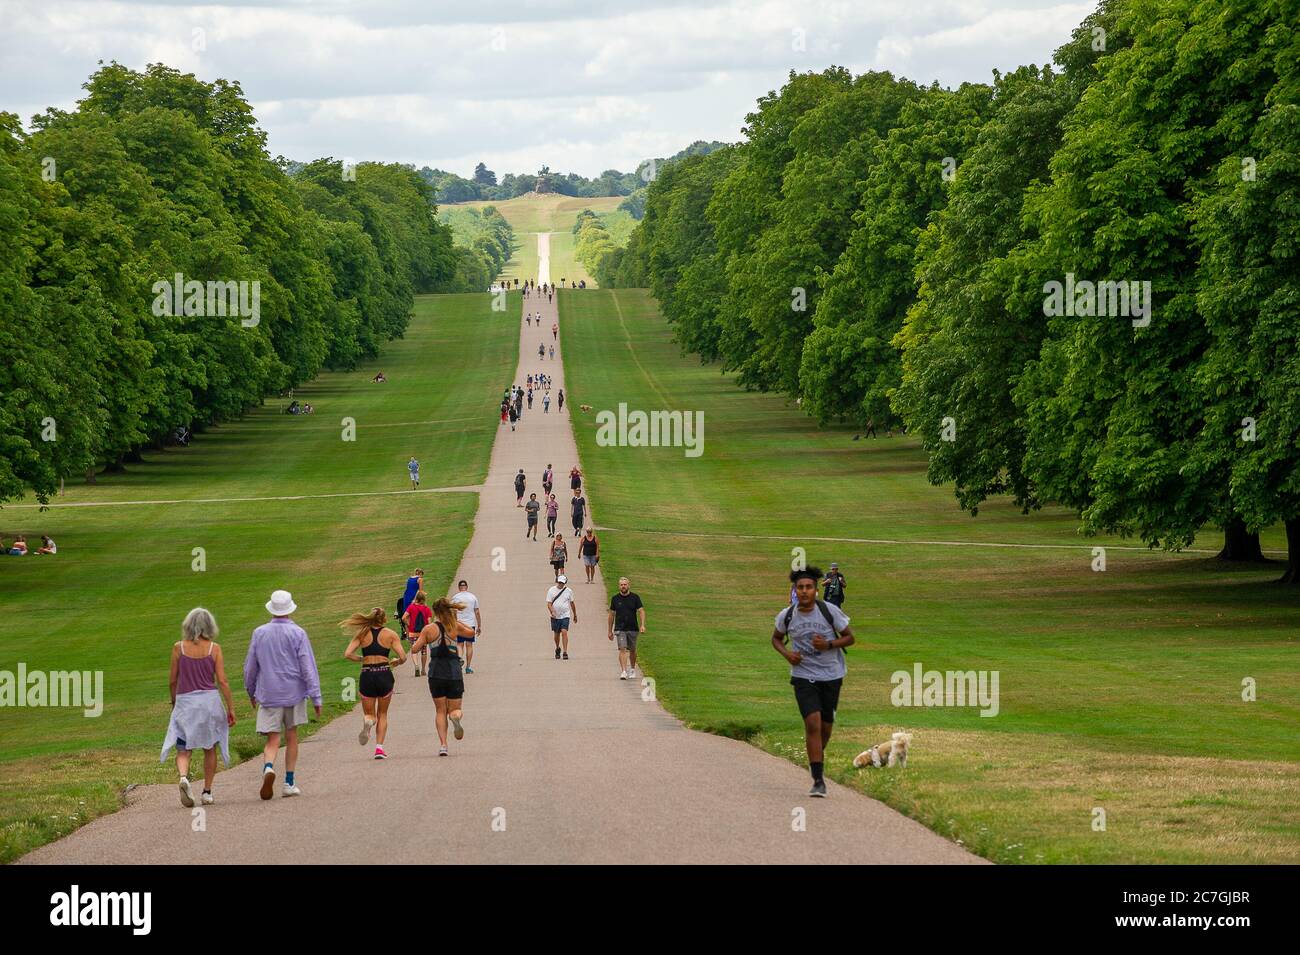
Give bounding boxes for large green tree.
[723,71,920,398]
[1014,0,1292,557]
[891,66,1081,512]
[709,68,856,387]
[800,82,994,425]
[1192,96,1300,577]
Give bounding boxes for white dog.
[853,732,912,769]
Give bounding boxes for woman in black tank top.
[342,608,406,759]
[409,597,475,756]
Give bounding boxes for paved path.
[22,286,982,864]
[537,231,551,286]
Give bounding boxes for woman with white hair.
[161,608,236,807]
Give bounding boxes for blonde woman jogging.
[342,608,407,759]
[161,608,236,808]
[409,597,474,756]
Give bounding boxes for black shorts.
[359,667,395,698]
[427,675,464,700]
[791,677,842,723]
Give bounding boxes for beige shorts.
[615,630,639,651]
[256,700,308,735]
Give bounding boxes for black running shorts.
[427,676,464,700]
[791,677,842,723]
[359,667,395,698]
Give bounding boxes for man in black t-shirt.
[822,563,846,608]
[607,577,646,681]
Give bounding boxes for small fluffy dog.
[853,732,912,769]
[579,404,593,414]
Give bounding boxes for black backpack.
[782,599,844,649]
[406,604,429,635]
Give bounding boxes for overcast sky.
[1,0,1094,178]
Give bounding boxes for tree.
[473,162,497,187]
[892,65,1079,513]
[1014,0,1291,558]
[710,67,856,387]
[2,61,475,503]
[1192,96,1300,577]
[725,71,920,398]
[801,82,994,425]
[638,147,738,360]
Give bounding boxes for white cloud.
[0,0,1094,177]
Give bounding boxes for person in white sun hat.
[244,590,322,800]
[546,574,577,661]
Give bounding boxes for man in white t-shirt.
[545,575,577,660]
[453,580,482,673]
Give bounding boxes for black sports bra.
[429,622,457,658]
[363,627,391,659]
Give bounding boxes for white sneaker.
[627,667,637,679]
[201,792,214,806]
[359,718,374,745]
[178,776,195,808]
[619,670,628,680]
[282,784,302,798]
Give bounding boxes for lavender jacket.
[243,617,322,708]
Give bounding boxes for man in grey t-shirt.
[772,566,855,798]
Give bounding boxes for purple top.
[243,617,322,707]
[177,646,216,695]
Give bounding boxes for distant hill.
[418,140,731,206]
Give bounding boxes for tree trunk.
[1217,517,1265,561]
[1279,518,1300,583]
[84,468,97,485]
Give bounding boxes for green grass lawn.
[447,192,622,234]
[559,288,1300,864]
[448,193,624,287]
[545,231,593,287]
[0,292,514,862]
[498,233,539,287]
